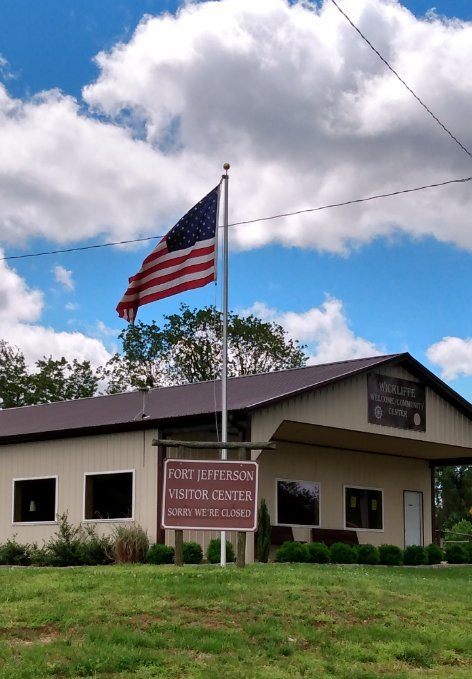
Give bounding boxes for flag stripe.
[119,272,216,311]
[116,186,219,322]
[127,242,215,286]
[121,259,215,300]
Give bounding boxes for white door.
[404,491,423,547]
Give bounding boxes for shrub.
[41,513,86,566]
[275,541,308,563]
[445,520,472,542]
[306,542,329,564]
[465,542,472,564]
[147,543,174,565]
[425,543,444,565]
[357,544,380,565]
[0,538,33,566]
[183,541,203,564]
[329,542,357,564]
[378,544,403,566]
[445,543,467,564]
[206,538,235,564]
[79,526,113,566]
[110,523,149,563]
[403,545,427,566]
[257,498,271,563]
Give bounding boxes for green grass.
[0,563,471,678]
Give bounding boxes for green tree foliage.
[0,340,99,408]
[102,303,307,392]
[435,465,472,532]
[257,498,271,563]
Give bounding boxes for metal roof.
[0,352,469,443]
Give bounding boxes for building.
[1,352,471,560]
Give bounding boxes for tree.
[0,340,32,408]
[0,340,99,408]
[103,304,307,392]
[435,465,472,531]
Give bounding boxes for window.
[84,471,134,521]
[276,479,320,527]
[345,486,383,530]
[13,476,57,523]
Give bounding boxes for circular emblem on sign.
[374,405,383,420]
[414,412,421,426]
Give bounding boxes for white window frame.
[343,484,384,532]
[83,469,135,523]
[12,475,58,526]
[275,477,321,528]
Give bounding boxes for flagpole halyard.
[220,162,230,568]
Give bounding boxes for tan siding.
[257,442,431,548]
[0,430,158,545]
[251,366,472,448]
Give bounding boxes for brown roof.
[0,352,470,443]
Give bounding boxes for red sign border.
[161,459,259,532]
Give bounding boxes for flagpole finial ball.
[223,162,230,171]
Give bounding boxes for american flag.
[116,186,219,323]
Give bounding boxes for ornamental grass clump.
[329,542,357,564]
[403,545,427,566]
[357,544,380,565]
[378,544,403,566]
[110,523,149,563]
[147,543,174,565]
[275,541,308,563]
[306,542,329,564]
[206,538,235,564]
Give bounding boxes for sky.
[1,0,472,398]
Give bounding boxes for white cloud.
[0,1,471,255]
[0,252,111,369]
[53,264,74,291]
[426,337,472,380]
[65,302,79,311]
[242,297,383,364]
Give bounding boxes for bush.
[329,542,357,564]
[275,541,308,563]
[378,544,403,566]
[147,543,174,565]
[79,526,113,566]
[206,538,235,564]
[41,513,86,566]
[357,544,380,565]
[403,545,427,566]
[182,541,203,564]
[445,520,472,542]
[110,523,149,563]
[445,543,467,564]
[306,542,329,564]
[465,542,472,564]
[425,543,444,565]
[0,538,33,566]
[257,498,271,563]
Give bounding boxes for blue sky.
[1,0,472,398]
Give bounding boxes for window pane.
[277,480,320,526]
[14,478,56,522]
[345,487,382,530]
[85,472,133,520]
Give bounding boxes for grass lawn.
[0,563,471,678]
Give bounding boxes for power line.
[329,0,472,162]
[1,175,470,262]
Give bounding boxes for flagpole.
[220,162,230,568]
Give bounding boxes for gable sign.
[367,373,426,432]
